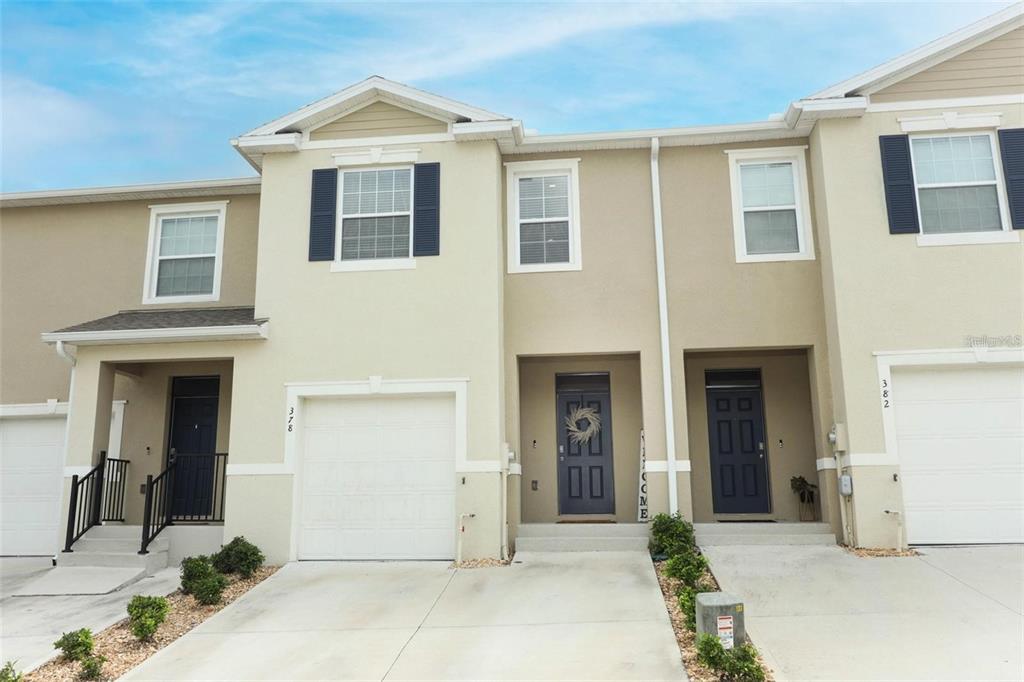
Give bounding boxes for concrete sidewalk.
[123,552,686,681]
[0,558,179,673]
[702,544,1024,681]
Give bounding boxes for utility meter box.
[696,592,745,649]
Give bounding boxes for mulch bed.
[450,557,512,569]
[26,566,278,682]
[653,560,775,682]
[845,546,920,558]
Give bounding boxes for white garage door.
[298,394,457,560]
[0,416,66,556]
[894,365,1024,544]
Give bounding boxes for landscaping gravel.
[25,566,278,682]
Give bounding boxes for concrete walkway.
[702,544,1024,681]
[124,552,686,681]
[0,557,179,673]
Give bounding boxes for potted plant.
[790,475,818,521]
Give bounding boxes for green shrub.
[677,585,697,631]
[180,555,217,594]
[649,513,695,557]
[664,550,708,588]
[212,536,264,578]
[696,633,765,682]
[126,595,169,641]
[1,661,23,682]
[54,629,93,661]
[78,654,106,681]
[192,572,229,605]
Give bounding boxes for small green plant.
[696,633,765,682]
[180,555,217,594]
[78,654,106,681]
[212,536,264,578]
[649,513,696,557]
[192,572,229,605]
[127,595,170,641]
[677,585,697,631]
[1,661,23,682]
[790,475,818,504]
[54,628,93,661]
[664,550,709,588]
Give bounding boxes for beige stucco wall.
[216,138,507,562]
[0,195,260,405]
[501,149,670,518]
[685,350,822,523]
[308,101,448,141]
[810,102,1024,547]
[872,27,1024,103]
[656,139,837,524]
[518,354,644,523]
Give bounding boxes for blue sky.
[0,1,1011,192]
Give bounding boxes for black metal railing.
[169,453,228,523]
[140,452,228,554]
[140,463,176,555]
[102,456,130,522]
[64,451,129,552]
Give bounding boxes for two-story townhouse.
[1,5,1020,568]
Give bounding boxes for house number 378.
[287,406,295,432]
[881,379,890,408]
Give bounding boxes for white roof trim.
[242,76,508,137]
[41,323,269,346]
[809,3,1024,99]
[0,177,261,208]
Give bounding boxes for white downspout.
[650,137,679,514]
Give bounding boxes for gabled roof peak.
[242,76,509,138]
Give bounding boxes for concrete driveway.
[0,558,180,673]
[124,552,686,681]
[703,544,1024,681]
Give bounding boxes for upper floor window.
[726,147,815,263]
[910,133,1009,236]
[143,201,227,304]
[506,158,582,273]
[339,167,413,262]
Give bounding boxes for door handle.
[758,442,765,459]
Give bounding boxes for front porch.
[684,348,836,529]
[62,357,234,564]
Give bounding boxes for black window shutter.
[879,135,920,235]
[998,128,1024,229]
[308,168,337,261]
[413,162,441,257]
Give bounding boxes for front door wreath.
[565,406,602,445]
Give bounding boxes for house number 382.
[881,379,890,408]
[287,406,295,432]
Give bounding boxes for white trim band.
[42,323,268,345]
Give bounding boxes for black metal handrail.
[140,462,176,555]
[101,457,130,522]
[170,453,228,523]
[64,451,111,552]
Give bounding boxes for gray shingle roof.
[53,307,266,333]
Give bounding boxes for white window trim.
[332,165,416,273]
[142,201,227,305]
[505,158,582,274]
[907,130,1017,247]
[725,146,815,263]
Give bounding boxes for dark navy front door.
[168,377,219,518]
[557,382,615,515]
[707,388,770,513]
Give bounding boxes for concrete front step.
[516,536,649,552]
[696,533,836,546]
[73,536,167,554]
[693,522,832,535]
[517,523,650,538]
[59,548,169,574]
[83,524,145,539]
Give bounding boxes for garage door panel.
[298,395,456,560]
[894,365,1024,545]
[1,416,66,556]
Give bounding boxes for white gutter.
[649,137,679,514]
[42,323,269,346]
